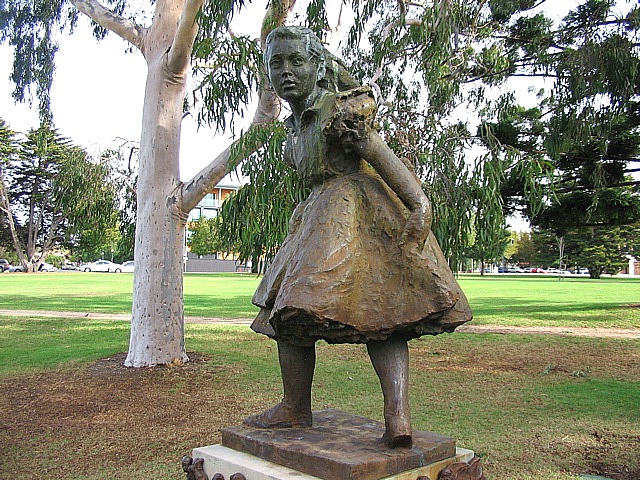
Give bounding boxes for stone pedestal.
[192,410,474,480]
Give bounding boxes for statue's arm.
[351,131,432,245]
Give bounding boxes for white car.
[39,262,56,272]
[9,262,55,272]
[121,260,135,272]
[82,260,123,273]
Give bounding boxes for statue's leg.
[244,339,315,428]
[367,337,412,448]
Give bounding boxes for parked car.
[497,266,507,273]
[507,266,524,273]
[0,259,11,272]
[121,260,135,273]
[9,262,55,272]
[60,262,79,271]
[81,260,123,273]
[546,267,570,275]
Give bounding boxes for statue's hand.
[400,201,431,251]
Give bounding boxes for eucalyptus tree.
[2,0,293,366]
[6,0,637,367]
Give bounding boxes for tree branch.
[167,0,206,73]
[371,16,422,94]
[181,128,264,213]
[69,0,147,52]
[555,179,640,194]
[461,69,561,84]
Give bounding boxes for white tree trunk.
[125,52,190,367]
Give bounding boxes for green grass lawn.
[459,274,640,328]
[1,272,638,328]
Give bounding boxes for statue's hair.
[265,26,325,66]
[264,26,360,93]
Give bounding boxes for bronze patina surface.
[223,409,456,480]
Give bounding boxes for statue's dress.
[251,87,472,346]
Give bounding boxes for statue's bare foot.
[243,402,312,428]
[382,415,413,448]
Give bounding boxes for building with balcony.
[185,183,252,273]
[187,184,238,221]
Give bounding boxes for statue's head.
[264,26,360,103]
[264,26,327,105]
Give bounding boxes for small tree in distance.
[510,232,536,267]
[187,217,224,257]
[0,121,117,272]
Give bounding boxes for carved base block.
[192,409,476,480]
[191,445,475,480]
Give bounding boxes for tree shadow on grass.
[1,292,132,314]
[184,294,258,318]
[471,297,639,326]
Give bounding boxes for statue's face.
[267,38,318,106]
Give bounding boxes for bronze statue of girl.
[244,26,472,449]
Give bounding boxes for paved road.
[1,309,639,339]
